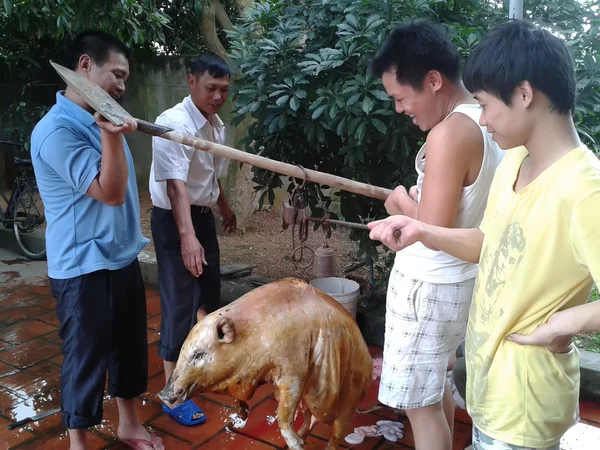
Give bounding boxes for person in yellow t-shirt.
[367,19,600,450]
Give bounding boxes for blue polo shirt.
[30,91,149,279]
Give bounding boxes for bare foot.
[118,424,163,450]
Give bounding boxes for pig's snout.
[158,378,187,407]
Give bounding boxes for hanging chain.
[289,166,314,280]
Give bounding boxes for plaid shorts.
[378,269,474,410]
[472,427,560,450]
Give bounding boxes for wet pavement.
[0,246,599,449]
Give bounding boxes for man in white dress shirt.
[149,52,236,425]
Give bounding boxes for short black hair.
[370,19,461,90]
[67,30,132,70]
[188,52,230,78]
[463,20,575,114]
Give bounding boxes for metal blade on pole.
[49,61,392,202]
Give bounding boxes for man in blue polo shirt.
[30,30,163,450]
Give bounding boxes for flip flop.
[120,432,165,450]
[162,399,207,426]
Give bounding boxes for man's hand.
[506,311,574,354]
[384,185,409,215]
[181,233,207,277]
[408,185,419,202]
[368,215,424,251]
[220,204,237,234]
[95,112,137,135]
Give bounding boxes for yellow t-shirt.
[466,145,600,447]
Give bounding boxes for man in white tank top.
[369,20,504,450]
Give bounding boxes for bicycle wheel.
[13,185,46,260]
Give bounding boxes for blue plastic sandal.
[162,399,207,426]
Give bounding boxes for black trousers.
[151,206,221,362]
[50,259,148,429]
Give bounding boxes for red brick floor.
[0,281,599,449]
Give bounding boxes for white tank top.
[393,103,504,283]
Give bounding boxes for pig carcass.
[158,277,373,450]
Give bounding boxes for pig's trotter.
[326,414,354,450]
[297,406,312,439]
[276,387,304,450]
[234,399,249,421]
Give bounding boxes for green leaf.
[336,117,347,135]
[306,122,316,142]
[347,93,361,106]
[362,96,374,114]
[356,122,367,142]
[373,108,394,116]
[268,117,280,134]
[329,103,338,119]
[349,117,362,131]
[268,188,275,205]
[372,90,390,101]
[290,96,300,111]
[3,0,12,14]
[269,90,287,98]
[346,14,359,29]
[317,126,325,143]
[312,104,328,120]
[258,190,267,210]
[276,95,290,107]
[295,90,307,99]
[309,97,325,110]
[371,118,387,134]
[193,0,203,19]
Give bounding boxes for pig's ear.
[216,317,235,344]
[197,306,208,323]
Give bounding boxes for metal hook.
[295,164,308,189]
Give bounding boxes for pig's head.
[158,310,237,407]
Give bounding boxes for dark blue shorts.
[151,206,221,362]
[50,259,148,429]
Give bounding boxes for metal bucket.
[310,277,360,320]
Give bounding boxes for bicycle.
[0,143,46,260]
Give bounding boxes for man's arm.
[86,114,136,206]
[508,190,600,351]
[152,119,205,277]
[166,179,206,277]
[37,114,137,207]
[507,301,600,353]
[368,215,484,264]
[384,186,418,218]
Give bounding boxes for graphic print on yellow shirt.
[466,145,600,448]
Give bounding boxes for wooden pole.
[147,126,392,201]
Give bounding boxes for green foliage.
[227,0,600,277]
[0,0,236,149]
[0,0,169,149]
[226,0,500,264]
[1,0,171,76]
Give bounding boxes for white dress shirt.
[149,95,229,210]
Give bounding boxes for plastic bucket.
[310,277,360,319]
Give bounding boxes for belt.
[191,205,211,214]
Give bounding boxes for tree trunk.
[222,0,261,232]
[200,2,228,59]
[236,0,254,9]
[211,0,234,31]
